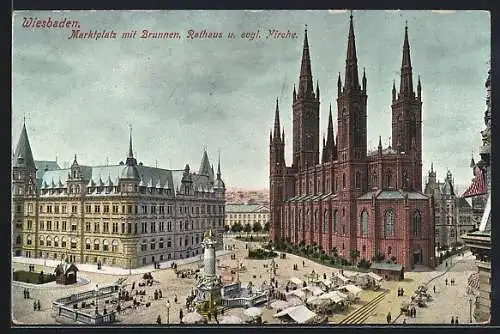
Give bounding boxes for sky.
[12,10,490,191]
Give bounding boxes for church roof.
[226,204,269,213]
[358,190,428,200]
[35,160,60,179]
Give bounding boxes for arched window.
[372,172,378,188]
[323,209,329,233]
[85,239,91,250]
[313,209,317,232]
[61,237,67,248]
[27,235,32,245]
[384,210,395,237]
[342,174,346,188]
[103,239,109,251]
[412,210,421,237]
[360,210,368,236]
[54,236,59,247]
[112,240,118,252]
[385,171,393,188]
[388,246,392,255]
[16,235,22,245]
[298,210,302,231]
[46,236,52,247]
[151,239,156,250]
[355,171,361,189]
[39,236,44,246]
[94,239,100,251]
[333,210,339,233]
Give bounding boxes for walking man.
[445,278,448,286]
[433,285,436,293]
[33,300,37,311]
[451,316,455,324]
[455,317,459,324]
[37,300,41,311]
[156,315,162,324]
[386,312,392,324]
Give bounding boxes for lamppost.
[129,258,132,275]
[469,294,475,323]
[95,284,99,315]
[166,300,170,324]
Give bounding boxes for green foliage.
[357,258,371,269]
[243,223,252,233]
[13,270,55,284]
[247,248,278,259]
[231,222,243,233]
[252,222,263,233]
[264,222,270,232]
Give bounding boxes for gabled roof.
[226,204,269,213]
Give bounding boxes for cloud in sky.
[12,10,489,190]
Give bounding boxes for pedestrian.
[302,261,305,267]
[37,299,41,311]
[156,315,162,324]
[455,317,458,325]
[433,285,436,293]
[451,316,455,324]
[179,309,183,322]
[208,312,212,321]
[386,312,392,324]
[403,318,406,325]
[174,295,178,303]
[401,288,404,296]
[33,300,37,311]
[23,288,26,299]
[412,307,416,318]
[445,278,448,286]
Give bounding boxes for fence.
[52,284,119,324]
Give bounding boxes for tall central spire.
[298,25,314,99]
[344,12,360,91]
[399,22,414,98]
[273,98,281,140]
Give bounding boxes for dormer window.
[72,170,77,178]
[17,157,24,164]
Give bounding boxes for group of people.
[153,262,161,270]
[33,299,41,311]
[27,264,36,272]
[22,288,31,299]
[451,316,459,324]
[397,287,405,296]
[445,278,455,286]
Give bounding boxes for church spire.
[399,22,414,98]
[217,150,222,179]
[273,98,281,141]
[298,25,314,99]
[378,135,383,154]
[337,72,342,96]
[344,12,360,91]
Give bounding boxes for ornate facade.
[225,204,269,229]
[269,16,435,270]
[12,126,226,268]
[424,167,474,248]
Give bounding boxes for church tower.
[270,98,285,243]
[336,14,368,192]
[292,27,320,170]
[391,24,423,190]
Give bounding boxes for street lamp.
[166,300,171,324]
[95,284,99,315]
[469,295,475,323]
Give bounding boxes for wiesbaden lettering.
[68,29,118,40]
[22,17,80,29]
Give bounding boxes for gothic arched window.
[360,210,368,236]
[342,173,346,189]
[412,210,421,237]
[333,210,339,233]
[355,171,361,189]
[314,209,318,232]
[384,209,395,237]
[402,169,409,189]
[323,209,329,233]
[385,171,393,188]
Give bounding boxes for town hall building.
[269,15,435,270]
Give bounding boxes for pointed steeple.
[298,25,314,99]
[125,125,137,166]
[316,80,320,100]
[392,79,396,102]
[282,129,285,144]
[337,72,342,96]
[217,151,222,179]
[344,12,360,91]
[293,84,297,102]
[13,121,36,169]
[273,98,281,140]
[417,75,422,100]
[199,149,211,176]
[399,22,414,98]
[378,135,383,154]
[470,155,476,168]
[430,162,434,173]
[362,67,367,91]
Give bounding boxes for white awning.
[288,277,304,285]
[367,272,383,281]
[273,305,317,324]
[338,284,362,295]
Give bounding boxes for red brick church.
[269,15,435,270]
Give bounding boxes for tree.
[232,222,243,233]
[350,249,360,265]
[224,225,230,232]
[244,223,252,234]
[264,222,270,232]
[253,222,263,233]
